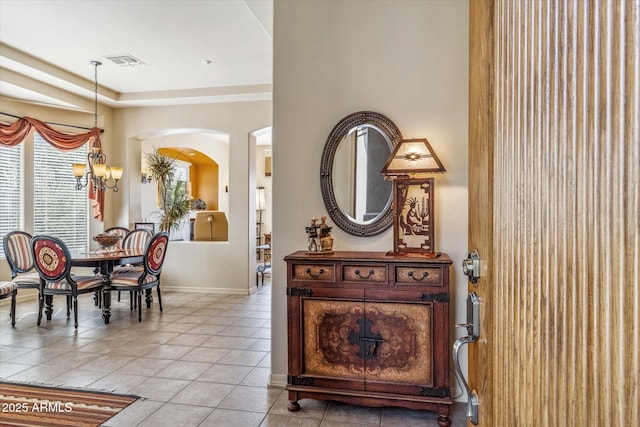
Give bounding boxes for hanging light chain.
[90,60,101,129]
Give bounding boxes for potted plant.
[145,148,191,233]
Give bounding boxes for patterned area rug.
[0,382,139,426]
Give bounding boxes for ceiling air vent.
[105,54,146,67]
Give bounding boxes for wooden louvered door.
[468,0,639,425]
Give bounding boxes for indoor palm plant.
[145,148,191,233]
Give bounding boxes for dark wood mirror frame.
[320,111,403,236]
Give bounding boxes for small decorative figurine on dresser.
[319,216,333,253]
[305,216,334,254]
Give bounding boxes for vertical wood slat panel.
[490,0,639,425]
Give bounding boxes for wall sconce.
[381,138,446,257]
[141,168,151,184]
[224,178,229,193]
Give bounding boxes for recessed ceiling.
[0,0,272,111]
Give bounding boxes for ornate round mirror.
[320,111,402,236]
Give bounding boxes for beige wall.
[114,101,271,293]
[271,0,469,388]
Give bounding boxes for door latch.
[462,250,481,284]
[452,292,480,425]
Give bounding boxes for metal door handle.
[453,334,479,424]
[452,292,480,425]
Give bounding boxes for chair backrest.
[3,231,34,277]
[105,227,130,249]
[193,211,228,241]
[123,229,152,252]
[144,232,170,276]
[31,235,72,283]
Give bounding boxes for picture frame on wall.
[392,177,435,255]
[134,222,155,233]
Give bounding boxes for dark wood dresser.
[285,250,453,427]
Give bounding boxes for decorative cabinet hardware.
[347,317,385,360]
[419,293,450,303]
[462,250,481,284]
[419,387,451,398]
[285,251,453,427]
[354,269,375,279]
[408,270,429,281]
[304,267,324,278]
[286,287,313,297]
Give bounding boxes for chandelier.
[72,60,123,192]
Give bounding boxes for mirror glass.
[320,111,402,236]
[332,125,392,224]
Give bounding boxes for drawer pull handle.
[408,271,429,281]
[354,269,375,279]
[304,268,324,278]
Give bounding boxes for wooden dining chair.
[104,226,130,249]
[3,231,41,290]
[0,281,18,327]
[31,235,103,328]
[3,230,72,318]
[113,228,152,306]
[109,232,169,321]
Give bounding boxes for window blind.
[0,144,23,257]
[33,132,88,250]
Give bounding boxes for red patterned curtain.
[0,116,104,221]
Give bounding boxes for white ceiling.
[0,0,273,112]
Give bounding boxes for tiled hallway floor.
[0,281,466,426]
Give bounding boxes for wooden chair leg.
[45,295,53,320]
[118,291,121,302]
[66,295,71,318]
[10,291,16,328]
[137,292,142,322]
[156,286,163,312]
[145,289,152,309]
[37,293,43,326]
[73,296,78,329]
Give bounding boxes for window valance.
[0,116,104,221]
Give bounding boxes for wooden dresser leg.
[437,415,451,427]
[287,401,300,412]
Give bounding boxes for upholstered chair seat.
[0,281,18,327]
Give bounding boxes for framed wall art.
[134,222,155,233]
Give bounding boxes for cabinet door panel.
[364,302,433,387]
[302,299,365,382]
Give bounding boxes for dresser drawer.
[395,266,443,286]
[291,263,336,283]
[342,264,388,284]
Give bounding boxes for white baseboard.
[269,373,288,388]
[161,285,251,296]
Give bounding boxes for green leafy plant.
[145,148,191,232]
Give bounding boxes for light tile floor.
[0,280,466,426]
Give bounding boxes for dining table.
[70,248,144,324]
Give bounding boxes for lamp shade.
[256,186,266,210]
[381,138,446,176]
[72,163,86,177]
[110,166,123,180]
[93,163,107,178]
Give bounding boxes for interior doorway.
[250,126,272,288]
